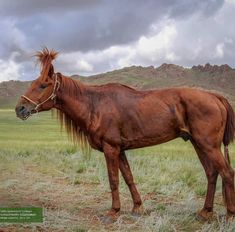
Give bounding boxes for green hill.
[1,63,235,108]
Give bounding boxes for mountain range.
[1,63,234,108]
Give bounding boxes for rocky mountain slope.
[1,63,234,108]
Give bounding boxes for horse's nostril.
[16,105,26,115]
[19,106,26,112]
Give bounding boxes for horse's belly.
[121,130,177,150]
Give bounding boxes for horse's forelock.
[35,47,58,81]
[35,47,58,65]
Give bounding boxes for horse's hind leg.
[196,145,235,219]
[192,142,218,220]
[206,149,235,219]
[119,151,143,214]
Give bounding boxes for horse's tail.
[212,93,235,149]
[219,96,234,148]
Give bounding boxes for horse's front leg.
[119,151,143,214]
[103,142,120,216]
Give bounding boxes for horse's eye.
[39,83,48,89]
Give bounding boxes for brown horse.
[15,48,235,221]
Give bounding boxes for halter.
[21,73,60,113]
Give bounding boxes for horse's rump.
[211,93,235,146]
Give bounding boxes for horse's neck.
[55,78,92,131]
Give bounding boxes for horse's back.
[89,85,230,149]
[119,87,230,149]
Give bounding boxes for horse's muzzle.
[15,105,31,120]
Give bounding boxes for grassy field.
[0,109,235,231]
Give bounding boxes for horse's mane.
[56,76,91,156]
[35,48,90,155]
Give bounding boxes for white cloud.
[0,19,27,59]
[54,5,235,76]
[115,23,179,67]
[136,24,177,61]
[1,0,235,80]
[57,52,94,75]
[56,46,133,75]
[76,60,93,72]
[225,0,235,5]
[56,21,179,75]
[215,43,225,58]
[0,59,21,82]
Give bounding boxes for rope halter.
[21,73,60,113]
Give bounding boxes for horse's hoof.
[132,205,144,217]
[196,209,214,222]
[106,209,120,217]
[100,209,119,224]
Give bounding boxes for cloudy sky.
[0,0,235,81]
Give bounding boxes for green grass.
[0,109,72,151]
[0,109,235,231]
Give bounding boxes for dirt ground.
[0,164,206,232]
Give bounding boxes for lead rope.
[21,73,60,114]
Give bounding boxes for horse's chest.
[87,134,103,151]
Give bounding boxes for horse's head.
[15,48,60,120]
